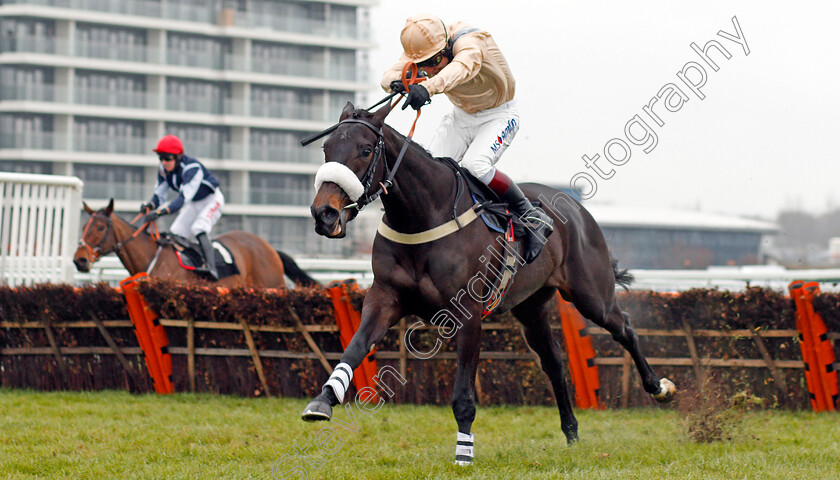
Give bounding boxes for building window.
[251,42,324,77]
[75,71,147,108]
[250,85,320,121]
[167,33,232,69]
[164,123,231,159]
[329,5,358,39]
[0,113,53,150]
[0,161,52,175]
[74,164,145,201]
[74,117,146,154]
[250,129,320,164]
[76,24,147,62]
[249,173,312,206]
[0,18,56,54]
[329,49,357,81]
[244,215,344,256]
[165,78,230,114]
[0,66,54,102]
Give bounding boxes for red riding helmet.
[154,135,184,155]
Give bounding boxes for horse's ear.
[339,102,355,121]
[371,102,391,127]
[104,199,114,216]
[83,202,94,215]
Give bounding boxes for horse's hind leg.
[512,289,578,444]
[575,294,675,402]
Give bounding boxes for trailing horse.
[73,199,317,288]
[302,102,675,465]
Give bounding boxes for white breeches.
[428,99,520,184]
[169,189,225,239]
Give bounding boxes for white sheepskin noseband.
[314,162,365,202]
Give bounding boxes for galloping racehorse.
[74,199,317,288]
[301,103,675,464]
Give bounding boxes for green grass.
[1,389,837,479]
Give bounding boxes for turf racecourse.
[1,390,837,480]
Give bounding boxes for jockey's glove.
[139,202,154,213]
[142,211,161,224]
[402,84,430,111]
[389,80,406,94]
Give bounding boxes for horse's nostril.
[319,206,339,225]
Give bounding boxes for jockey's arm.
[380,55,413,92]
[419,41,483,96]
[149,169,169,208]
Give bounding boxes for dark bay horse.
[73,200,317,288]
[302,103,675,464]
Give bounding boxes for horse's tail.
[612,258,634,291]
[277,250,320,287]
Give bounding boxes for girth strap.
[377,207,480,245]
[482,226,520,317]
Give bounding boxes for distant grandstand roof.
[584,204,778,233]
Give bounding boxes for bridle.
[78,214,115,263]
[338,118,394,212]
[78,212,156,263]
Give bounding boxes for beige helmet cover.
[400,14,448,62]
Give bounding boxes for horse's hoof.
[301,399,333,422]
[652,378,676,403]
[454,459,473,466]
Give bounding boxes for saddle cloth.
[159,233,240,280]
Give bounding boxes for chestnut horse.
[73,200,317,288]
[301,103,675,464]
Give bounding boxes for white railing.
[629,266,840,292]
[74,255,840,293]
[0,173,83,286]
[74,256,375,287]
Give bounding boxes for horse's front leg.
[452,317,482,466]
[301,285,401,422]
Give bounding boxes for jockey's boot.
[488,170,554,263]
[196,232,219,281]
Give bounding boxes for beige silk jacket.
[380,21,516,114]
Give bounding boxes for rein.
[341,63,426,212]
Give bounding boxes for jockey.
[380,13,554,263]
[140,134,224,280]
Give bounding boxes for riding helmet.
[400,14,448,63]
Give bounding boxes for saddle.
[157,233,240,280]
[436,157,532,239]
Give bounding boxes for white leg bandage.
[325,362,353,403]
[455,431,474,465]
[314,162,364,202]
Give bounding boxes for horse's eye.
[97,225,105,232]
[362,148,372,157]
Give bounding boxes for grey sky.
[363,1,840,220]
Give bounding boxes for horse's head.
[311,102,391,238]
[73,199,116,272]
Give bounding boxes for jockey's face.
[159,153,180,172]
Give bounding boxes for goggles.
[158,153,177,162]
[417,51,445,68]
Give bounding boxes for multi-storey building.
[0,0,375,256]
